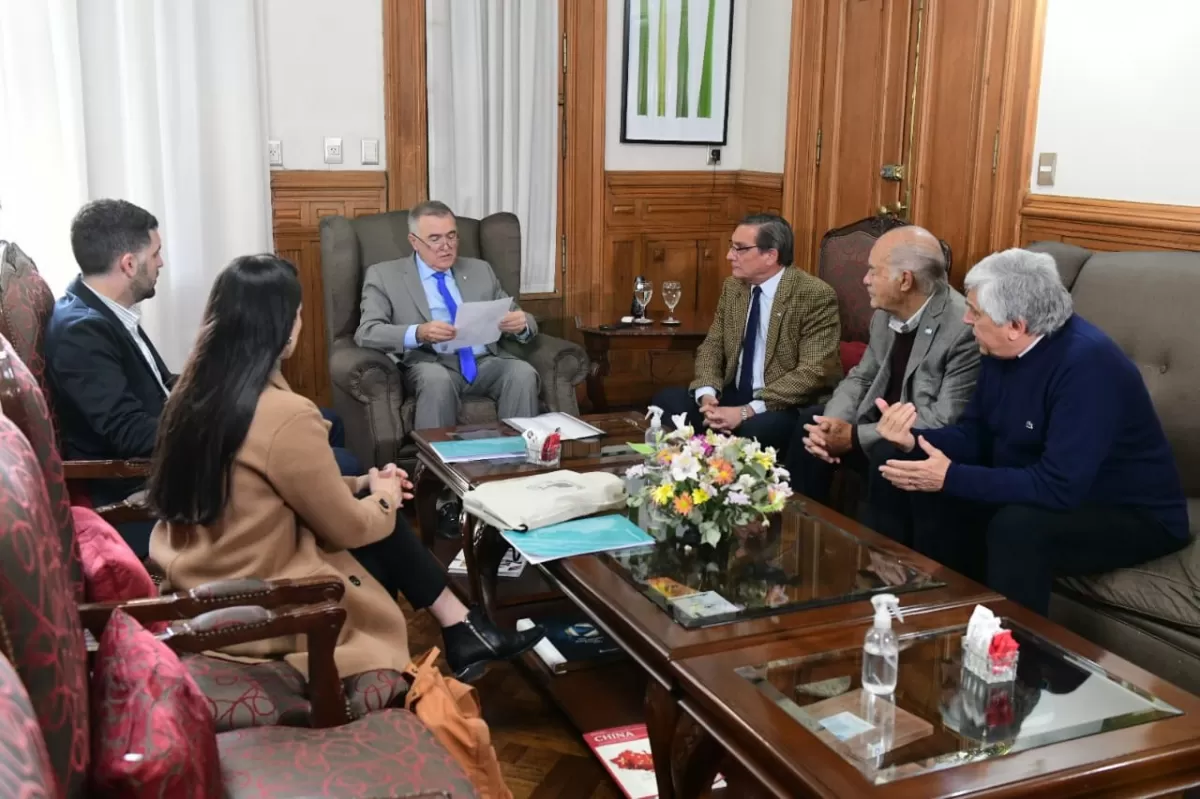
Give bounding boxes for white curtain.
[425,0,559,294]
[0,0,271,370]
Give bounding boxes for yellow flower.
[673,494,694,515]
[651,482,675,505]
[691,487,711,505]
[753,451,774,469]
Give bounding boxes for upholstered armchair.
[0,415,479,798]
[0,240,150,523]
[320,210,590,468]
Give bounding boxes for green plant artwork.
[698,0,716,118]
[625,0,731,142]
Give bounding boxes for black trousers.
[349,501,448,610]
[910,494,1187,616]
[784,405,916,546]
[652,386,798,455]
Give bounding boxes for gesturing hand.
[879,437,950,493]
[499,310,528,334]
[874,398,918,452]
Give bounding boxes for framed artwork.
[620,0,735,145]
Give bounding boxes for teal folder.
[501,514,654,564]
[430,436,526,463]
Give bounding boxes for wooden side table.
[578,316,709,411]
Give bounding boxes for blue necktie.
[735,287,762,406]
[432,272,477,383]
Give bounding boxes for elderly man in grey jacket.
[786,225,980,546]
[355,200,540,430]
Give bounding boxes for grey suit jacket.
[822,285,980,453]
[354,254,537,369]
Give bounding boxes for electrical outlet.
[361,138,380,165]
[708,148,721,166]
[267,139,283,167]
[323,137,343,165]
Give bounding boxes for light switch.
[1036,152,1057,186]
[361,138,380,165]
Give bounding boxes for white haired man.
[874,248,1189,615]
[787,225,979,548]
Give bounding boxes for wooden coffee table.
[668,598,1200,797]
[534,500,999,798]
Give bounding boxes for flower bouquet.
[625,413,793,548]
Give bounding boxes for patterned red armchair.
[818,216,953,372]
[0,333,409,732]
[0,413,479,798]
[0,240,151,523]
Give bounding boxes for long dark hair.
[148,254,302,525]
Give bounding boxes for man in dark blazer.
[651,214,844,454]
[788,225,980,546]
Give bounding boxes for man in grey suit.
[355,200,541,430]
[786,225,980,546]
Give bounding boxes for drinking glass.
[661,280,682,325]
[634,277,654,324]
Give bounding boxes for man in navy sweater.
[875,248,1189,614]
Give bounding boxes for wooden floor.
[406,602,623,799]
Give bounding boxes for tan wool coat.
[149,373,411,678]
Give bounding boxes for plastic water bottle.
[862,594,903,695]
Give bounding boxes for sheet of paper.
[503,412,606,441]
[436,297,513,351]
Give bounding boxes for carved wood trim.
[1020,193,1200,251]
[383,0,428,212]
[270,171,388,405]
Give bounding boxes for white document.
[461,470,626,532]
[504,412,606,441]
[435,297,513,352]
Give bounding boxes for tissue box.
[961,636,1019,683]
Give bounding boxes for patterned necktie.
[735,286,762,405]
[432,272,477,383]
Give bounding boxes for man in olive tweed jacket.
[651,214,843,454]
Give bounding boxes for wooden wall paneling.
[1020,195,1200,252]
[781,0,830,273]
[270,171,388,407]
[907,0,1013,284]
[383,0,429,212]
[990,0,1048,254]
[561,0,607,335]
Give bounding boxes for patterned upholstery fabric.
[70,506,158,604]
[0,242,56,400]
[185,655,409,733]
[0,416,90,799]
[218,709,479,799]
[0,335,84,601]
[0,652,58,799]
[90,609,222,798]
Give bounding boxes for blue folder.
[501,514,654,564]
[430,436,526,463]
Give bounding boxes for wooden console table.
[578,314,709,411]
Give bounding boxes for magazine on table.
[583,724,725,798]
[503,412,606,441]
[447,548,527,579]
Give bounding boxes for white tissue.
[965,605,1000,653]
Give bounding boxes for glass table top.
[737,620,1182,784]
[599,503,945,628]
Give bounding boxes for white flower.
[669,450,701,482]
[736,473,758,491]
[668,412,693,440]
[772,466,791,483]
[625,464,646,479]
[727,490,751,506]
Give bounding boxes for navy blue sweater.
[919,315,1189,540]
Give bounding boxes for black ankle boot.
[443,606,545,682]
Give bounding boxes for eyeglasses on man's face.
[414,231,459,248]
[728,241,760,257]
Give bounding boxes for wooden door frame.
[781,0,1047,272]
[383,0,429,211]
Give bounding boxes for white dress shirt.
[887,293,933,334]
[695,268,785,415]
[90,287,170,396]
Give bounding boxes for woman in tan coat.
[146,254,542,681]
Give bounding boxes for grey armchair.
[319,209,589,468]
